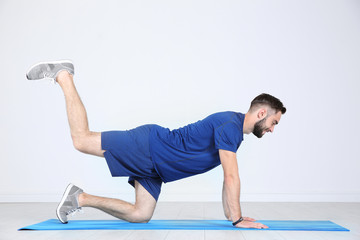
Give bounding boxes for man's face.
[253,111,282,138]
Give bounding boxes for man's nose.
[269,126,275,133]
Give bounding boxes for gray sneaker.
[56,183,83,224]
[26,60,74,83]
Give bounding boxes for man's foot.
[56,183,83,224]
[26,60,74,83]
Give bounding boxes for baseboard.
[159,193,360,202]
[1,193,359,202]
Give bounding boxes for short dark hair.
[250,93,286,114]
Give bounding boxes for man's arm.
[222,180,232,221]
[219,149,242,222]
[219,149,268,229]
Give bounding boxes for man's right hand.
[235,220,269,229]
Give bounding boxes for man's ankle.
[56,70,73,84]
[78,192,87,207]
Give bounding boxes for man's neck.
[243,112,254,134]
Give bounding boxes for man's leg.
[56,71,104,157]
[55,71,157,223]
[28,61,156,223]
[54,71,156,223]
[79,180,157,223]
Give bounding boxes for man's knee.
[129,209,153,223]
[71,131,101,154]
[72,134,87,153]
[130,216,152,224]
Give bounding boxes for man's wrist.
[232,217,244,226]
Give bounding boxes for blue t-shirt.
[149,111,245,183]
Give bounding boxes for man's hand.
[235,219,269,229]
[243,216,256,222]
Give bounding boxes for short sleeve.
[214,121,242,153]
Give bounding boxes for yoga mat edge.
[19,219,350,231]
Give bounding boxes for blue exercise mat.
[19,219,349,231]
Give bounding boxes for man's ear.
[257,108,267,120]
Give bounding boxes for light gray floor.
[1,202,359,240]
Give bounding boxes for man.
[26,60,286,229]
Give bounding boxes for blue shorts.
[101,124,162,201]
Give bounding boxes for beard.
[253,117,267,138]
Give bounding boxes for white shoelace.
[66,207,83,216]
[42,72,56,84]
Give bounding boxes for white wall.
[0,0,359,202]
